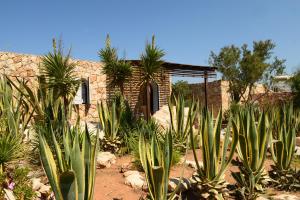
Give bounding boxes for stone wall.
[0,51,171,122]
[107,66,171,116]
[189,80,290,116]
[189,80,224,116]
[0,51,106,122]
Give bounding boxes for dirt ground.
[94,150,300,200]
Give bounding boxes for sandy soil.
[94,150,300,200]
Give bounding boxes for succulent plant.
[168,95,197,152]
[97,100,122,153]
[189,108,238,200]
[232,107,271,200]
[39,124,98,200]
[269,104,300,191]
[139,130,177,200]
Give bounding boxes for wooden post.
[146,82,151,121]
[204,71,208,109]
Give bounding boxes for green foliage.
[140,35,165,85]
[99,35,133,95]
[171,81,191,100]
[209,40,285,103]
[291,69,300,108]
[269,104,300,191]
[39,38,80,106]
[39,123,98,200]
[131,119,180,170]
[168,95,197,151]
[0,76,28,173]
[0,168,35,200]
[190,108,238,199]
[270,104,297,171]
[0,134,22,174]
[139,130,176,200]
[232,108,271,199]
[97,100,122,153]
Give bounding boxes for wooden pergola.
[128,60,217,119]
[162,61,217,108]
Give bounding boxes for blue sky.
[1,0,300,82]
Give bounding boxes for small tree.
[39,39,80,108]
[209,40,285,103]
[99,35,133,96]
[172,80,191,99]
[140,35,165,119]
[291,69,300,107]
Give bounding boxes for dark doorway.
[140,81,160,116]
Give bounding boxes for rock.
[97,152,116,168]
[32,178,43,191]
[257,196,269,200]
[120,163,135,173]
[39,185,51,194]
[295,146,300,156]
[27,170,45,179]
[296,137,300,147]
[4,189,16,200]
[273,194,300,200]
[124,170,145,189]
[123,170,140,177]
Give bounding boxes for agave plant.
[97,100,122,153]
[0,76,30,174]
[139,129,176,200]
[269,104,300,191]
[0,76,33,136]
[190,108,238,199]
[168,95,197,151]
[232,108,271,200]
[39,124,98,200]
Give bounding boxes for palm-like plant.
[39,39,80,107]
[140,35,165,119]
[99,35,133,96]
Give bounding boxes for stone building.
[0,51,215,122]
[189,79,292,115]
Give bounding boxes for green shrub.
[0,168,35,200]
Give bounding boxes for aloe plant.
[168,95,197,151]
[232,108,271,199]
[139,130,176,200]
[190,108,238,199]
[269,104,300,190]
[0,76,32,174]
[39,124,98,200]
[97,100,122,153]
[270,104,296,171]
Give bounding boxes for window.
[73,78,90,104]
